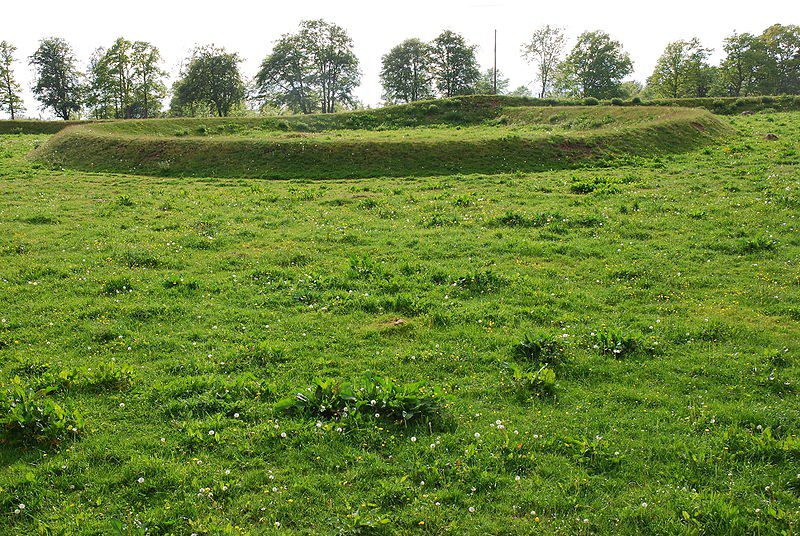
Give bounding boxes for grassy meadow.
[0,110,799,534]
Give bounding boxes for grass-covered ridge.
[32,97,731,179]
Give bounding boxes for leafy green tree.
[171,45,245,117]
[29,37,83,120]
[0,41,25,119]
[300,20,360,113]
[474,68,509,95]
[131,42,166,118]
[718,32,774,96]
[761,24,800,94]
[521,25,566,98]
[647,38,713,98]
[380,38,434,104]
[430,30,480,97]
[255,20,360,114]
[88,38,166,119]
[555,31,633,99]
[255,34,317,113]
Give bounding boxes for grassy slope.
[1,113,799,534]
[0,120,91,135]
[32,103,731,179]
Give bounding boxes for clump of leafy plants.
[13,360,133,393]
[591,329,643,358]
[488,211,556,228]
[80,362,134,392]
[507,363,557,398]
[0,378,84,446]
[453,270,506,294]
[276,374,447,427]
[512,332,566,368]
[102,277,133,295]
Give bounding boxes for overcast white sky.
[2,0,798,118]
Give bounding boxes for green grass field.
[0,107,799,534]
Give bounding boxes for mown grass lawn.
[0,112,798,534]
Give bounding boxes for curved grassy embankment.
[31,97,732,179]
[0,119,90,135]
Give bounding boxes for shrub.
[631,97,642,105]
[583,97,599,106]
[610,98,624,106]
[512,332,565,367]
[0,378,83,446]
[276,375,447,426]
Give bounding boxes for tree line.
[0,20,797,120]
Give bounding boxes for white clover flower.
[468,507,476,513]
[137,477,144,483]
[280,432,287,438]
[208,430,215,436]
[474,432,480,438]
[410,436,417,442]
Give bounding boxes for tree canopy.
[171,46,245,117]
[521,25,566,98]
[380,38,434,104]
[555,31,633,99]
[0,41,25,119]
[430,31,481,98]
[29,37,83,120]
[255,20,360,114]
[647,38,713,98]
[87,38,166,119]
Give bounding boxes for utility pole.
[493,29,497,94]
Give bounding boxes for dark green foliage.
[591,329,643,358]
[0,378,83,446]
[506,363,557,397]
[512,332,566,367]
[276,375,447,426]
